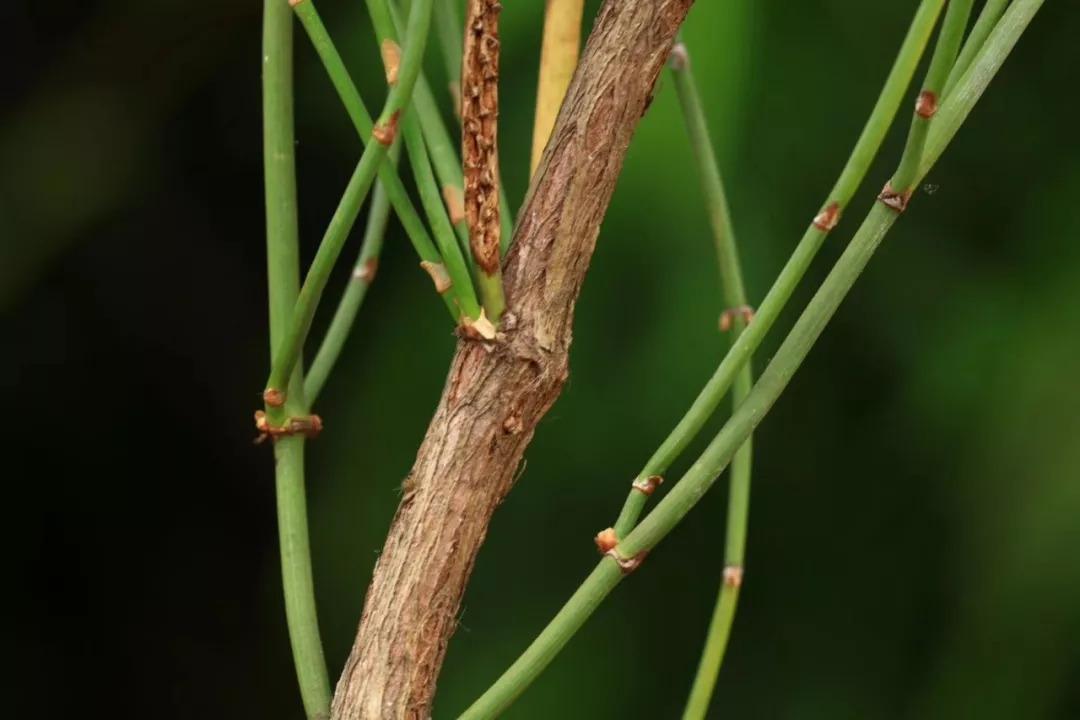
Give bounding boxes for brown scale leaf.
[461,0,502,275]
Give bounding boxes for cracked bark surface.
[331,1,693,717]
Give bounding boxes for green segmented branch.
[944,0,1010,98]
[291,0,459,320]
[666,40,755,720]
[304,141,402,404]
[365,0,484,324]
[263,0,437,408]
[888,0,973,201]
[612,0,947,540]
[458,0,1044,715]
[261,0,330,717]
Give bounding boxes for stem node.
[723,565,744,588]
[631,475,664,496]
[263,387,286,407]
[916,89,939,118]
[254,410,324,444]
[878,181,913,212]
[373,111,400,145]
[594,527,619,553]
[380,39,401,86]
[718,305,755,332]
[605,547,649,575]
[812,201,841,231]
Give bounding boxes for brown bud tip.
[723,565,744,588]
[254,410,269,432]
[372,111,400,146]
[263,388,285,407]
[420,260,453,294]
[380,39,401,86]
[915,90,938,119]
[719,305,755,332]
[631,475,664,496]
[813,202,841,232]
[289,414,324,438]
[353,258,379,283]
[878,182,913,213]
[442,185,466,225]
[460,309,497,341]
[594,528,619,554]
[669,42,689,71]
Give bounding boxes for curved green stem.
[262,1,330,717]
[304,142,401,404]
[667,40,754,720]
[612,0,947,539]
[264,0,437,404]
[460,0,1043,713]
[891,0,973,195]
[943,0,1010,98]
[368,0,482,320]
[292,0,459,320]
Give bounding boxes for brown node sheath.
[461,0,503,275]
[442,185,466,225]
[631,475,664,496]
[813,201,841,231]
[719,305,755,332]
[254,410,323,444]
[263,387,285,407]
[668,42,689,70]
[878,181,913,213]
[723,565,744,588]
[353,258,379,283]
[372,111,400,146]
[419,260,453,294]
[381,39,401,87]
[915,89,938,118]
[605,547,648,575]
[594,527,619,553]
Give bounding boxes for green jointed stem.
[433,0,464,109]
[304,142,401,404]
[392,4,477,271]
[667,41,754,720]
[261,1,330,717]
[368,0,482,320]
[943,0,1010,98]
[461,1,1043,714]
[403,110,483,318]
[612,0,946,540]
[264,0,436,401]
[890,0,973,195]
[292,0,459,320]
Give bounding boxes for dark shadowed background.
[4,0,1080,717]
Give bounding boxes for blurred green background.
[4,1,1079,717]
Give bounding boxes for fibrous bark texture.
[462,0,502,274]
[331,1,693,717]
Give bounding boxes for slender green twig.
[667,40,754,720]
[263,0,437,405]
[459,1,1043,714]
[433,0,464,111]
[304,142,402,404]
[611,0,947,540]
[889,0,974,199]
[291,0,459,319]
[261,1,330,717]
[367,0,484,324]
[944,0,1010,98]
[386,2,474,268]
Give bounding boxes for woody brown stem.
[329,1,693,718]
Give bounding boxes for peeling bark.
[331,1,693,717]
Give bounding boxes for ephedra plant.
[256,0,1046,717]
